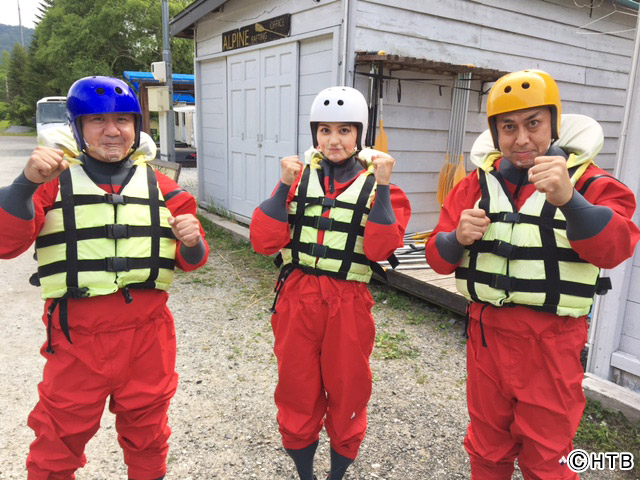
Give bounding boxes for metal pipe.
[161,0,176,163]
[341,0,350,85]
[450,76,461,158]
[458,72,472,163]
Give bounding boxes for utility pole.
[161,0,175,163]
[17,0,24,46]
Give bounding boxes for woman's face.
[316,122,358,163]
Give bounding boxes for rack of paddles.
[378,230,432,271]
[376,229,468,315]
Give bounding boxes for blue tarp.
[123,71,195,104]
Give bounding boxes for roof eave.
[169,0,228,39]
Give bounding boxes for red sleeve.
[0,179,59,259]
[363,185,411,262]
[569,166,640,269]
[249,175,301,256]
[425,171,481,274]
[250,207,291,255]
[156,171,209,271]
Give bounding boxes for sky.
[4,0,44,29]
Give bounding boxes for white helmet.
[310,86,369,149]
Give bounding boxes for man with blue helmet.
[0,76,209,479]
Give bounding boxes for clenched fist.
[528,155,574,206]
[168,214,201,248]
[280,155,303,186]
[371,152,395,185]
[456,208,490,246]
[24,146,70,184]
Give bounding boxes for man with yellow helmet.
[0,76,209,479]
[426,69,640,478]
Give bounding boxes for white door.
[261,43,299,200]
[228,50,261,217]
[227,43,298,219]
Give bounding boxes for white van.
[36,96,67,136]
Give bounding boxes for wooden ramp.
[377,247,468,316]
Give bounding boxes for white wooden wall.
[297,35,340,156]
[196,57,227,207]
[352,0,636,232]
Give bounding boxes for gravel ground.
[0,145,628,479]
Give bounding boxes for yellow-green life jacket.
[455,153,604,317]
[36,164,177,299]
[280,163,380,283]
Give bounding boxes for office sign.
[222,14,291,52]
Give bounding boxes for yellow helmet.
[487,69,561,149]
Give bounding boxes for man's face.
[81,113,136,163]
[495,107,553,169]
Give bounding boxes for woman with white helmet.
[250,86,411,479]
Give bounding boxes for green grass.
[574,399,640,477]
[0,130,37,136]
[188,214,278,295]
[373,330,418,360]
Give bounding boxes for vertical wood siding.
[198,58,227,207]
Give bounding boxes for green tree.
[31,0,194,94]
[0,50,11,103]
[7,43,31,125]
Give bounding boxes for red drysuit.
[250,169,410,460]
[0,169,208,480]
[426,157,640,479]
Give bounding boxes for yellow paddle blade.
[373,119,388,153]
[436,162,454,206]
[452,156,467,187]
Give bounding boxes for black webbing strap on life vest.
[539,201,561,311]
[268,263,297,314]
[468,239,585,262]
[59,169,79,293]
[461,169,507,303]
[577,174,617,196]
[289,166,312,266]
[125,165,164,290]
[338,172,376,278]
[43,169,89,353]
[36,225,175,248]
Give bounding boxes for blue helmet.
[66,76,142,152]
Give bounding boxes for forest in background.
[0,0,194,127]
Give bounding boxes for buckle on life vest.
[310,243,328,258]
[489,274,513,291]
[500,212,521,223]
[66,287,90,298]
[106,257,130,272]
[105,193,126,204]
[106,224,130,239]
[595,276,612,295]
[314,216,333,231]
[492,240,515,259]
[322,198,336,207]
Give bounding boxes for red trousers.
[26,302,178,480]
[464,305,587,480]
[271,270,375,459]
